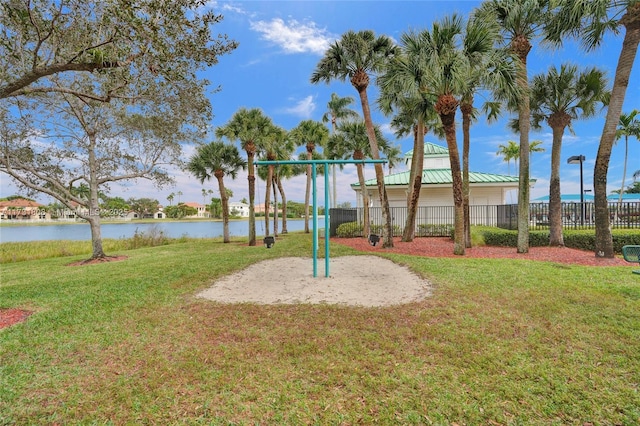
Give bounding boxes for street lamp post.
[567,155,586,226]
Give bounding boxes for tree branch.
[0,53,142,100]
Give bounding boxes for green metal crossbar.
[622,245,640,275]
[254,159,386,277]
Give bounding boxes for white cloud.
[283,95,316,118]
[250,18,334,55]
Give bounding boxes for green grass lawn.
[1,233,639,424]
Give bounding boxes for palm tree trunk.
[548,125,565,247]
[264,165,272,237]
[272,175,278,237]
[277,175,288,233]
[402,121,425,242]
[442,115,465,256]
[356,87,393,247]
[356,163,370,237]
[247,154,256,246]
[595,14,639,258]
[332,164,337,208]
[516,55,531,254]
[461,103,472,249]
[217,175,231,243]
[617,135,629,218]
[304,163,311,233]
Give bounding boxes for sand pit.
[196,255,432,307]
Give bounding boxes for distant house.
[351,142,529,208]
[229,202,249,217]
[0,198,49,220]
[154,206,165,219]
[184,202,208,218]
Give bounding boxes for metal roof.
[404,142,449,157]
[352,169,525,187]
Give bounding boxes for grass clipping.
[197,255,432,307]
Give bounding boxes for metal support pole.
[312,164,318,277]
[254,159,386,278]
[324,163,330,277]
[579,158,584,226]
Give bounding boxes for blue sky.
[2,0,638,207]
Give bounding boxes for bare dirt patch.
[197,255,432,307]
[0,308,33,330]
[196,237,627,307]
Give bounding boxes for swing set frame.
[254,159,386,277]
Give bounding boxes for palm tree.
[615,110,640,214]
[167,193,174,206]
[329,120,388,238]
[497,140,520,176]
[497,139,545,203]
[259,125,291,237]
[258,124,287,237]
[476,0,549,254]
[454,15,511,248]
[545,0,640,258]
[187,142,246,243]
[176,191,183,204]
[529,64,609,246]
[410,14,468,255]
[289,120,330,233]
[322,93,359,209]
[216,108,273,246]
[377,30,438,242]
[311,30,398,248]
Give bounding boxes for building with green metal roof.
[351,142,534,208]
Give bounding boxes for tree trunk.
[402,121,425,242]
[356,86,393,247]
[272,175,278,238]
[217,174,231,243]
[87,215,106,259]
[277,175,288,233]
[616,135,629,221]
[247,152,256,246]
[355,162,370,237]
[332,164,337,208]
[595,12,639,257]
[461,102,472,248]
[87,131,106,259]
[548,121,566,247]
[516,49,531,254]
[264,164,272,237]
[441,114,465,256]
[304,163,311,233]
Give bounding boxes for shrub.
[480,228,640,254]
[336,222,363,238]
[370,224,402,237]
[417,224,454,237]
[128,225,169,249]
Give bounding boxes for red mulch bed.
[331,237,628,267]
[0,309,33,330]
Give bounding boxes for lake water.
[0,219,315,243]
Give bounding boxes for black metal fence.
[329,202,640,237]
